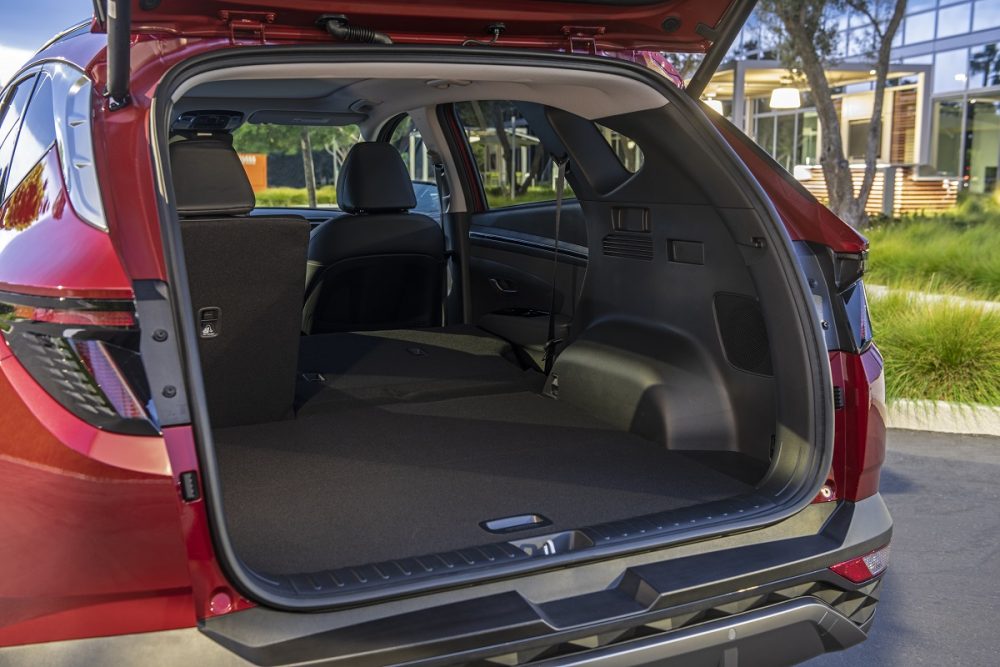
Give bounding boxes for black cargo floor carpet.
[214,390,760,575]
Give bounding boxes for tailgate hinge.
[561,25,606,55]
[219,10,276,45]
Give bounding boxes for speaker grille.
[714,293,773,376]
[602,233,654,260]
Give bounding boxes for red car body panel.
[0,21,885,647]
[161,426,256,619]
[0,354,195,646]
[829,348,887,502]
[125,0,736,52]
[0,149,133,299]
[717,123,869,254]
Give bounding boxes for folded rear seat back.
[171,137,310,428]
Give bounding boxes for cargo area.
[214,328,766,575]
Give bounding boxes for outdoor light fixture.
[704,98,724,113]
[770,86,802,109]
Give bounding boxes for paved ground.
[807,429,1000,666]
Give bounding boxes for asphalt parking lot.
[807,429,1000,666]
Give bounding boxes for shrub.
[864,205,1000,300]
[869,289,1000,405]
[254,185,337,208]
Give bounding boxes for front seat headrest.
[336,142,417,215]
[170,138,255,217]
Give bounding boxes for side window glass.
[596,125,644,174]
[456,101,574,209]
[0,75,38,202]
[387,115,439,218]
[6,75,55,200]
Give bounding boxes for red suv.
[0,2,890,665]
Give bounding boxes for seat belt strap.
[544,157,569,377]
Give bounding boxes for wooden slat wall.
[795,166,957,215]
[798,167,885,215]
[891,89,917,164]
[893,168,959,214]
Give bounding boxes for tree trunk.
[492,107,513,190]
[769,0,904,229]
[324,137,341,184]
[300,128,318,208]
[516,148,546,196]
[854,0,907,220]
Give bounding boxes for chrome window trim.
[47,61,108,232]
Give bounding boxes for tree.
[970,44,1000,88]
[233,123,361,205]
[299,129,318,208]
[757,0,906,228]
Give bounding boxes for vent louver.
[602,233,654,260]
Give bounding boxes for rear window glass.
[232,123,362,208]
[456,101,574,209]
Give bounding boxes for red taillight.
[1,296,157,435]
[71,339,149,420]
[830,545,890,584]
[830,348,886,502]
[11,305,136,327]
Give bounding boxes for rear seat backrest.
[171,137,310,428]
[306,142,445,334]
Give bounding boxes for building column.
[917,71,934,166]
[732,61,748,133]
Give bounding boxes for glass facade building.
[723,1,1000,196]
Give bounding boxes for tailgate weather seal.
[151,45,834,612]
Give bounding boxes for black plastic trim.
[149,45,834,612]
[133,280,192,426]
[470,229,589,263]
[687,0,758,98]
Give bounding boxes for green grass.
[869,288,1000,405]
[484,185,571,209]
[254,185,337,208]
[865,194,1000,300]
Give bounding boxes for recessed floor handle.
[480,513,551,533]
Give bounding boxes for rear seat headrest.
[337,142,417,215]
[170,138,255,217]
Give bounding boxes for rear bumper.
[532,597,869,667]
[0,594,875,667]
[0,495,890,666]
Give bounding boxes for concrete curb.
[886,399,1000,437]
